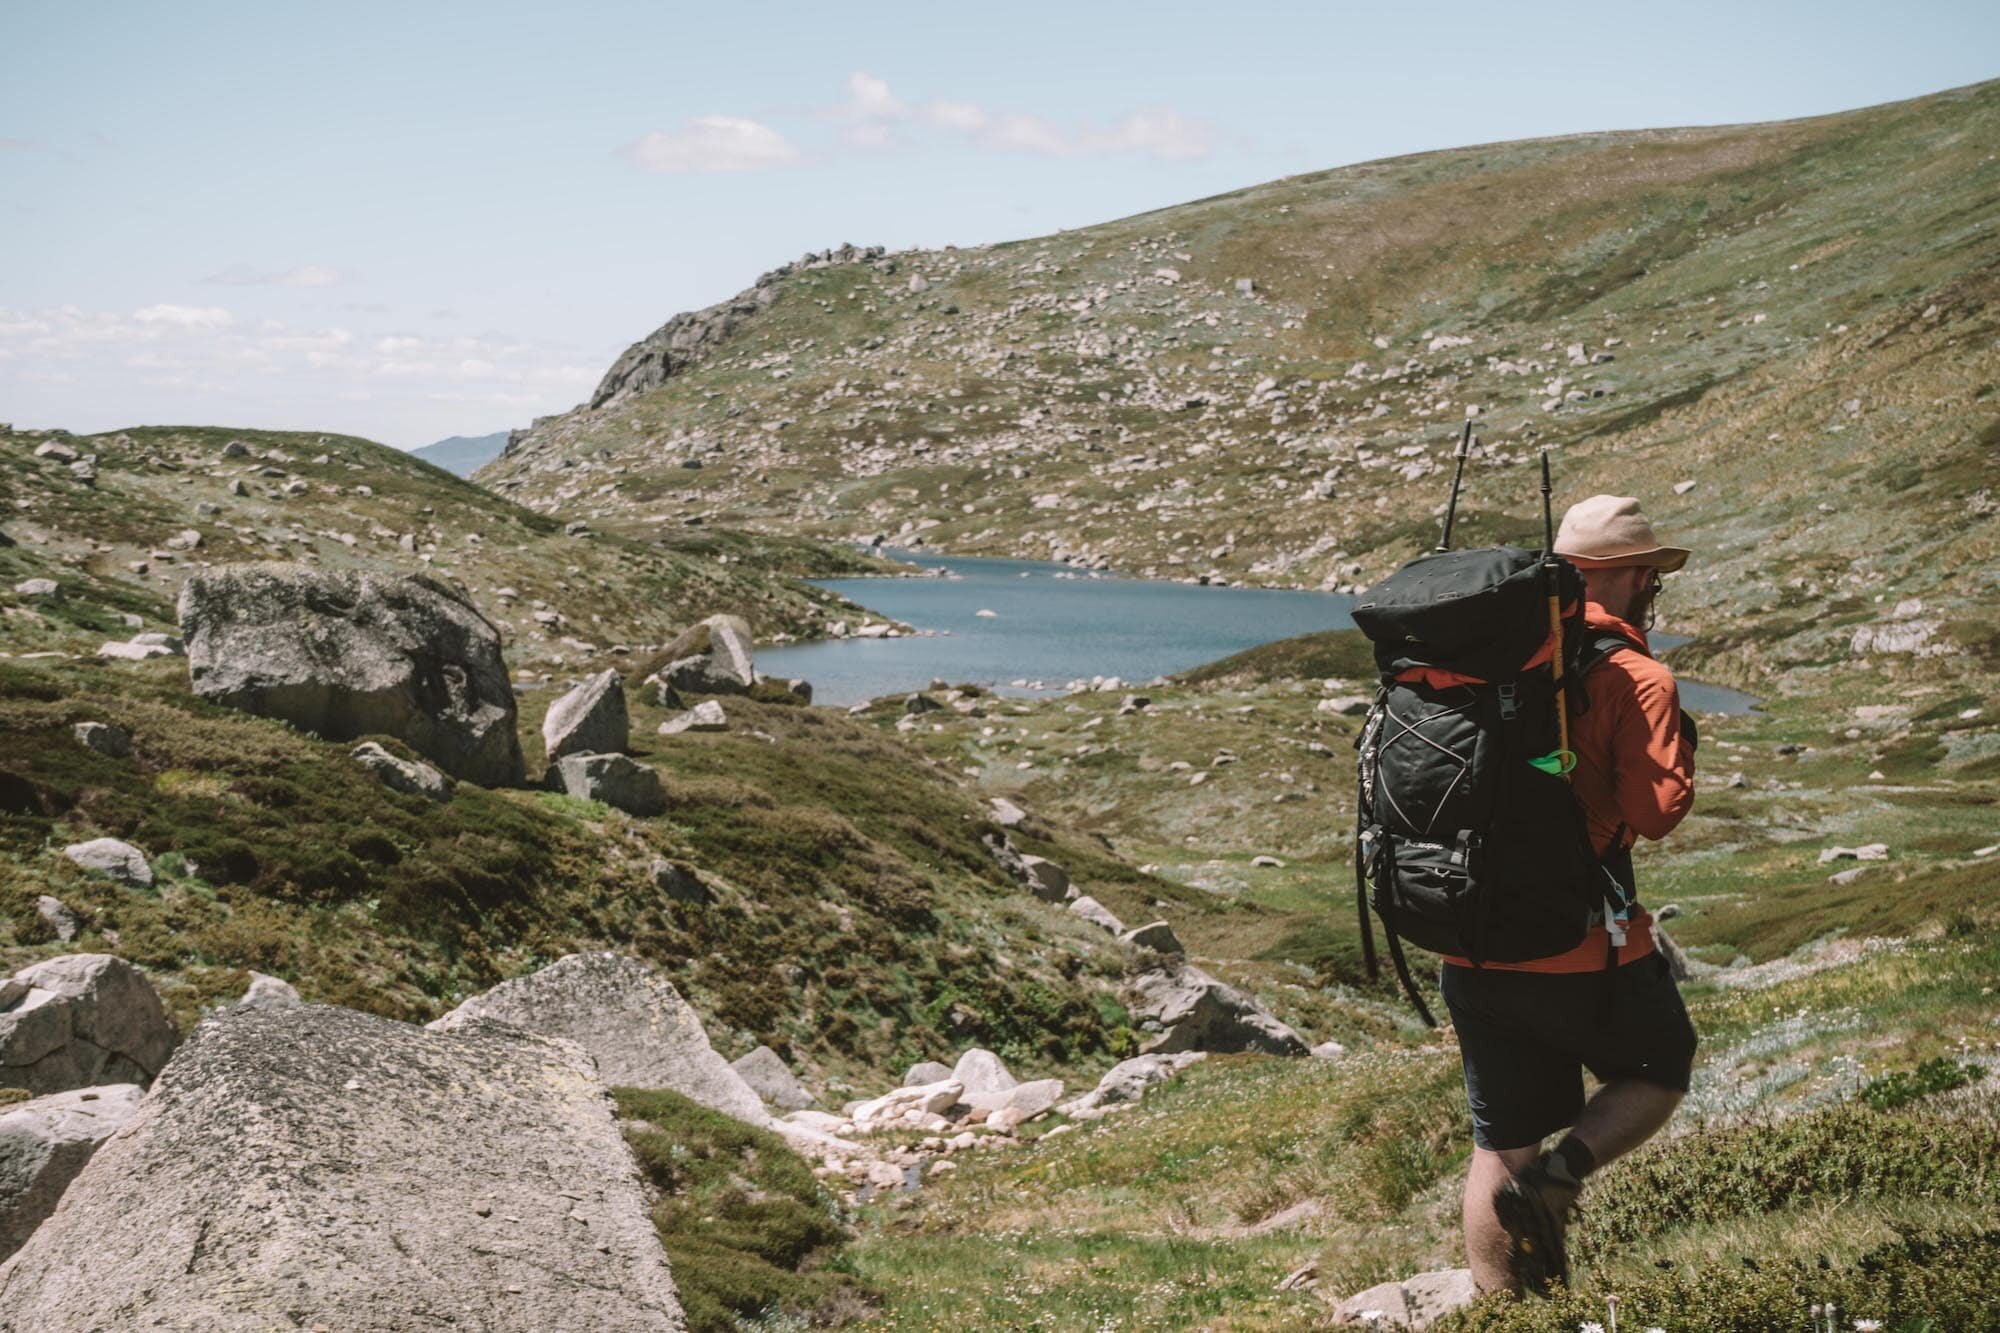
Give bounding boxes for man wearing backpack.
[1448,494,1699,1296]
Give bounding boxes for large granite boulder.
[60,838,151,889]
[1057,1051,1206,1119]
[0,955,178,1095]
[0,1084,145,1263]
[543,668,628,763]
[0,1005,685,1330]
[178,564,524,786]
[652,614,756,697]
[429,952,767,1128]
[1126,962,1308,1057]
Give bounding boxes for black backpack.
[1350,545,1633,1025]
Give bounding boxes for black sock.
[1548,1136,1597,1187]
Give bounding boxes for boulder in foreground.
[0,1084,144,1264]
[0,955,178,1096]
[178,563,525,787]
[0,1005,684,1331]
[429,952,767,1128]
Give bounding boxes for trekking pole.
[1540,450,1571,781]
[1433,420,1474,551]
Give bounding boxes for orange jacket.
[1441,600,1695,972]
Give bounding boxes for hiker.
[1449,493,1699,1295]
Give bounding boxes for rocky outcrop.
[0,955,178,1095]
[0,1084,145,1263]
[429,952,767,1127]
[543,668,628,763]
[578,244,885,413]
[731,1046,814,1111]
[0,1005,685,1331]
[1126,962,1308,1057]
[1120,920,1185,954]
[552,752,666,815]
[179,563,524,787]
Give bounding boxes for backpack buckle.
[1496,682,1518,720]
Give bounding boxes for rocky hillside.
[483,80,1999,697]
[1,422,890,668]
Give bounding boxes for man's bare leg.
[1467,1079,1686,1294]
[1566,1078,1684,1167]
[1465,1143,1539,1293]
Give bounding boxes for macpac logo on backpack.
[1351,545,1633,1025]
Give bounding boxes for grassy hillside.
[1,422,892,663]
[483,79,2000,706]
[0,648,1184,1090]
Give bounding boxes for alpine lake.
[757,548,1763,715]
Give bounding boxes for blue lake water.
[759,549,1761,715]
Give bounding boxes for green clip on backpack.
[1350,545,1634,1025]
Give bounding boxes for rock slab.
[179,563,524,787]
[0,955,178,1095]
[1332,1267,1478,1328]
[0,1005,685,1331]
[60,838,151,889]
[0,1084,144,1263]
[1127,963,1308,1057]
[553,752,666,815]
[430,952,767,1128]
[543,669,628,762]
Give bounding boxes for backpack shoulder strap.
[1578,631,1634,678]
[1570,631,1635,719]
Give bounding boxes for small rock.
[34,896,81,943]
[904,693,942,715]
[1332,1268,1478,1329]
[61,838,152,889]
[659,699,728,735]
[238,972,303,1009]
[1317,696,1371,717]
[1017,854,1073,903]
[1068,895,1125,934]
[951,1048,1017,1097]
[350,741,452,802]
[648,858,710,904]
[989,797,1028,828]
[902,1061,953,1088]
[731,1046,813,1111]
[1119,920,1184,954]
[72,722,132,758]
[553,753,666,816]
[1251,855,1284,868]
[1310,1040,1347,1060]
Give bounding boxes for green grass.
[614,1087,871,1331]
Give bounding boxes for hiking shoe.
[1492,1157,1579,1296]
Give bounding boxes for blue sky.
[3,1,1994,448]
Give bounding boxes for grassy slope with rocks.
[1,422,892,665]
[484,79,1999,709]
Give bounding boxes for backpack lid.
[1352,546,1584,681]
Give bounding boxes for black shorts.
[1440,951,1698,1151]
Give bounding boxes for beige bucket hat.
[1554,494,1691,572]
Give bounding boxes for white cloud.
[926,99,989,133]
[203,262,348,288]
[840,71,904,121]
[624,116,801,173]
[133,304,235,330]
[824,73,1215,161]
